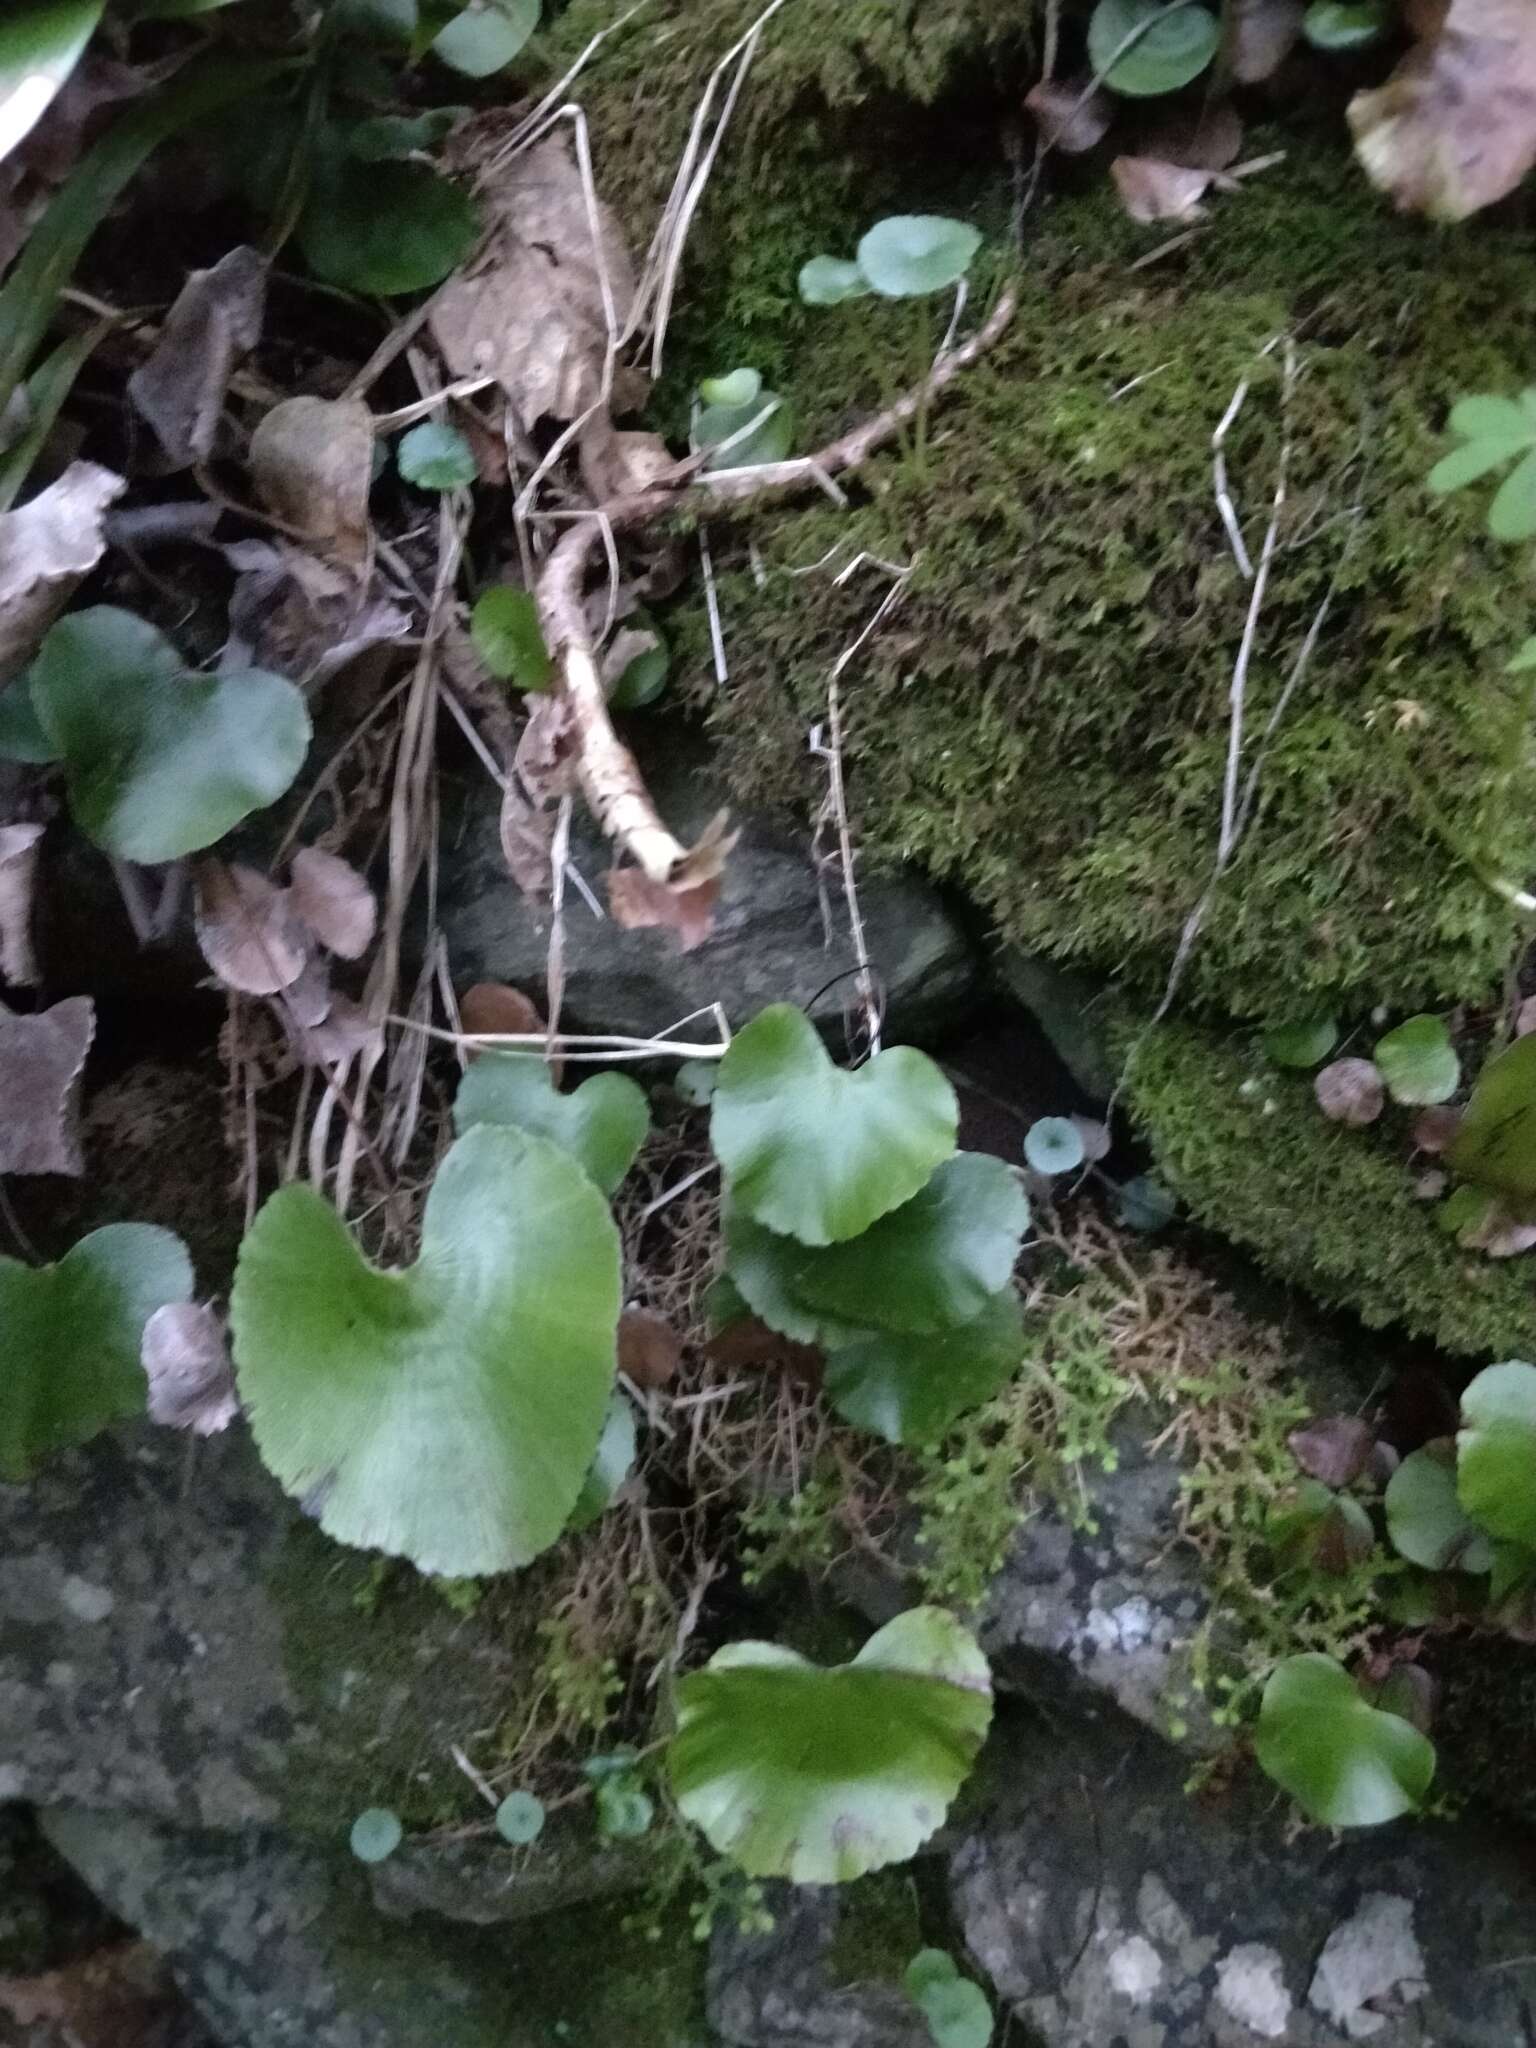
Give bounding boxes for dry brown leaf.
[1024,77,1114,154]
[0,994,93,1175]
[1463,1200,1536,1258]
[289,845,376,960]
[1111,155,1216,223]
[618,1306,683,1390]
[514,693,578,805]
[578,418,676,504]
[127,245,267,469]
[223,539,410,684]
[606,868,720,952]
[600,624,663,692]
[193,860,308,995]
[1348,0,1536,221]
[142,1301,239,1435]
[1411,1103,1463,1153]
[1516,994,1536,1037]
[0,821,44,986]
[499,783,556,900]
[1315,1056,1385,1126]
[1288,1414,1374,1487]
[705,1315,823,1386]
[249,396,374,574]
[429,132,638,431]
[0,1938,180,2048]
[0,462,125,687]
[279,951,334,1030]
[1134,101,1244,171]
[1412,1167,1448,1200]
[1224,0,1305,82]
[460,980,545,1042]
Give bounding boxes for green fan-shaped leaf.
[566,1391,636,1532]
[695,388,793,472]
[28,608,309,862]
[607,630,669,710]
[397,419,476,490]
[1447,394,1536,446]
[1386,1444,1493,1574]
[723,1207,864,1347]
[1254,1652,1435,1827]
[904,1951,960,1999]
[823,1288,1023,1445]
[1458,1361,1536,1550]
[470,585,553,691]
[798,255,872,305]
[915,1976,993,2048]
[789,1153,1029,1335]
[1489,448,1536,542]
[432,0,539,76]
[349,1807,403,1862]
[454,1054,649,1195]
[1447,1033,1536,1214]
[1263,1017,1338,1069]
[1302,0,1386,50]
[495,1790,545,1844]
[1087,0,1219,96]
[0,1223,193,1479]
[856,215,981,299]
[0,1,101,168]
[301,157,478,296]
[711,1005,958,1247]
[1373,1015,1458,1106]
[1023,1115,1084,1176]
[699,367,761,408]
[230,1124,621,1577]
[669,1607,993,1883]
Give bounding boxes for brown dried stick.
[535,284,1020,883]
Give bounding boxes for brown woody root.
[535,284,1020,887]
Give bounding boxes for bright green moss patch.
[1124,1015,1536,1357]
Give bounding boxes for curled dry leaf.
[579,419,675,505]
[1412,1104,1463,1153]
[141,1300,239,1435]
[249,396,374,576]
[0,1937,180,2048]
[1461,1200,1536,1258]
[430,131,640,432]
[1134,101,1245,171]
[1071,1113,1112,1164]
[0,821,44,986]
[1111,156,1216,223]
[279,952,334,1030]
[460,980,549,1052]
[706,1314,823,1386]
[0,994,94,1175]
[1412,1168,1448,1200]
[1288,1414,1375,1487]
[499,782,555,901]
[1348,0,1536,221]
[193,860,308,996]
[1315,1056,1385,1125]
[293,991,379,1069]
[224,540,410,685]
[0,461,125,687]
[618,1305,683,1390]
[1024,77,1114,155]
[515,693,578,806]
[607,869,720,953]
[1224,0,1305,82]
[1516,994,1536,1037]
[289,845,376,960]
[127,245,267,469]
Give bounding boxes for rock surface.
[437,725,981,1045]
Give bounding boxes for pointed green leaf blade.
[453,1054,649,1195]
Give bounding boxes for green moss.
[824,1868,923,1989]
[1125,1014,1536,1356]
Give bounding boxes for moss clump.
[1124,1014,1536,1357]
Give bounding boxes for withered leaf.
[0,821,44,987]
[249,396,374,575]
[618,1306,683,1390]
[193,860,308,996]
[460,979,550,1057]
[1024,77,1113,155]
[1349,0,1536,222]
[1288,1414,1374,1488]
[279,951,334,1030]
[606,868,720,953]
[1462,1199,1536,1258]
[1224,0,1304,82]
[141,1301,239,1435]
[127,245,267,469]
[578,418,676,505]
[0,462,125,687]
[289,845,376,960]
[292,991,379,1068]
[223,539,410,684]
[0,1937,180,2048]
[1315,1056,1385,1126]
[499,782,555,900]
[705,1314,823,1387]
[1111,155,1215,224]
[1411,1104,1463,1154]
[514,692,577,805]
[0,994,94,1176]
[1133,101,1244,171]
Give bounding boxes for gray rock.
[950,1707,1536,2048]
[707,1884,929,2048]
[437,729,981,1045]
[995,947,1118,1101]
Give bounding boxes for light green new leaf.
[1447,1033,1536,1215]
[856,216,980,299]
[470,585,553,691]
[397,419,476,490]
[823,1288,1023,1445]
[349,1807,402,1862]
[694,386,793,472]
[1087,0,1219,96]
[300,158,478,296]
[904,1951,960,1999]
[566,1391,636,1532]
[495,1789,545,1843]
[432,0,539,76]
[915,1976,993,2048]
[1302,1,1386,50]
[1385,1444,1493,1574]
[1263,1017,1338,1070]
[27,607,309,862]
[1458,1361,1536,1551]
[798,255,871,305]
[1372,1014,1458,1106]
[670,1607,992,1884]
[1023,1116,1084,1175]
[1254,1652,1434,1827]
[699,368,761,408]
[711,1005,958,1246]
[454,1054,649,1195]
[0,1224,192,1479]
[0,2,101,168]
[1490,451,1536,542]
[788,1153,1029,1335]
[1428,389,1536,540]
[230,1125,621,1578]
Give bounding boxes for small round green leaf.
[798,255,871,305]
[595,1780,654,1838]
[0,1224,192,1480]
[904,1950,960,1999]
[349,1807,403,1862]
[1254,1652,1435,1827]
[566,1390,637,1532]
[1302,0,1387,49]
[1385,1445,1493,1574]
[823,1288,1023,1445]
[470,585,553,691]
[494,1790,546,1845]
[1263,1017,1338,1069]
[397,419,477,490]
[454,1054,649,1195]
[0,1,102,168]
[670,1608,993,1883]
[1373,1015,1458,1107]
[432,0,539,76]
[1023,1116,1085,1176]
[27,608,309,863]
[694,389,793,472]
[788,1153,1030,1336]
[1087,0,1219,95]
[855,215,981,299]
[916,1976,993,2048]
[699,367,761,408]
[1458,1360,1536,1550]
[1447,1033,1536,1213]
[711,1005,958,1247]
[230,1125,622,1578]
[301,158,478,296]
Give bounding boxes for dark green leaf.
[1263,1017,1338,1070]
[823,1288,1023,1445]
[470,585,553,691]
[1447,1033,1536,1212]
[1087,0,1219,96]
[1373,1014,1458,1106]
[0,2,103,169]
[300,157,478,296]
[1385,1444,1493,1573]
